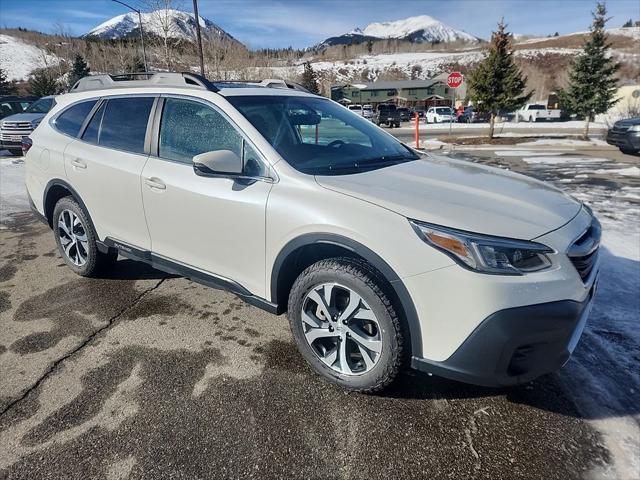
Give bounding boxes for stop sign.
[447,72,464,88]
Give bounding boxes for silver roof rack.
[70,72,219,93]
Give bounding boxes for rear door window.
[98,97,154,154]
[54,100,97,137]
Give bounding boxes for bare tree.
[143,0,184,69]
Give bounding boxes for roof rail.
[70,72,219,93]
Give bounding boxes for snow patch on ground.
[593,166,640,177]
[0,155,28,225]
[520,138,610,147]
[0,34,60,81]
[522,156,611,165]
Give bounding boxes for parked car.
[458,106,490,124]
[411,107,426,118]
[606,117,640,155]
[396,107,411,122]
[0,95,37,120]
[426,106,455,123]
[348,104,364,116]
[1,95,56,155]
[26,72,600,392]
[362,104,374,120]
[516,104,561,122]
[373,103,401,127]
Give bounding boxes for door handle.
[144,177,166,190]
[71,159,87,169]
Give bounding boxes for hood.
[614,117,640,127]
[1,112,45,123]
[315,155,581,240]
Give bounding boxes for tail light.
[22,137,33,156]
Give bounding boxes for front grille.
[1,121,32,130]
[568,217,601,282]
[0,133,29,141]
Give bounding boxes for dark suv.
[606,117,640,155]
[374,104,401,128]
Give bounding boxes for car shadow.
[100,258,176,281]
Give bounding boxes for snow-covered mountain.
[316,15,480,49]
[84,9,240,45]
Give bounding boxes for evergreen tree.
[467,19,531,138]
[67,54,90,90]
[622,19,633,28]
[558,3,619,139]
[28,70,60,97]
[300,62,320,94]
[0,68,17,95]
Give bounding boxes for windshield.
[25,97,55,113]
[227,95,419,175]
[436,107,453,114]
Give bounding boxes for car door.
[64,96,155,250]
[140,96,273,297]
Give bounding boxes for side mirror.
[193,150,243,177]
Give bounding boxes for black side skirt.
[102,237,280,315]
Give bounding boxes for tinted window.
[159,98,242,164]
[82,101,106,144]
[54,100,97,137]
[99,97,154,154]
[25,97,55,113]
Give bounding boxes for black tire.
[52,196,118,277]
[394,123,400,128]
[287,257,405,393]
[8,149,22,156]
[620,147,640,156]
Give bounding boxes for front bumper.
[412,282,596,386]
[606,130,640,151]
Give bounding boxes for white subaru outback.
[25,73,600,392]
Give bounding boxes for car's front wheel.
[53,196,118,277]
[287,258,405,393]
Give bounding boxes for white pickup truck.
[516,104,561,122]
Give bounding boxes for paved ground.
[0,141,637,479]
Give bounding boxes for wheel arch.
[271,233,422,357]
[43,179,94,231]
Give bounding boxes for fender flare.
[43,179,97,233]
[271,233,423,357]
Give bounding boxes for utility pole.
[112,0,148,72]
[192,0,205,76]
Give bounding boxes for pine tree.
[0,68,17,95]
[300,62,320,94]
[622,19,633,28]
[467,19,532,138]
[67,54,90,90]
[558,3,619,139]
[28,70,60,97]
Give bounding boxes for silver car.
[0,96,56,155]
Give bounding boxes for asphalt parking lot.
[0,143,638,479]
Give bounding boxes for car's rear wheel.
[287,258,404,393]
[53,197,117,277]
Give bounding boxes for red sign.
[447,72,464,88]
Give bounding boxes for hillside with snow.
[317,15,480,48]
[0,34,60,81]
[84,9,240,45]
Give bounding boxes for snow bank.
[0,34,60,81]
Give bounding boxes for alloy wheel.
[301,283,382,375]
[58,209,89,266]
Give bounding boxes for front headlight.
[628,125,640,133]
[30,119,42,129]
[409,220,554,275]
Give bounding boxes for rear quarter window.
[53,100,98,137]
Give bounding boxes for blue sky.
[1,0,639,48]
